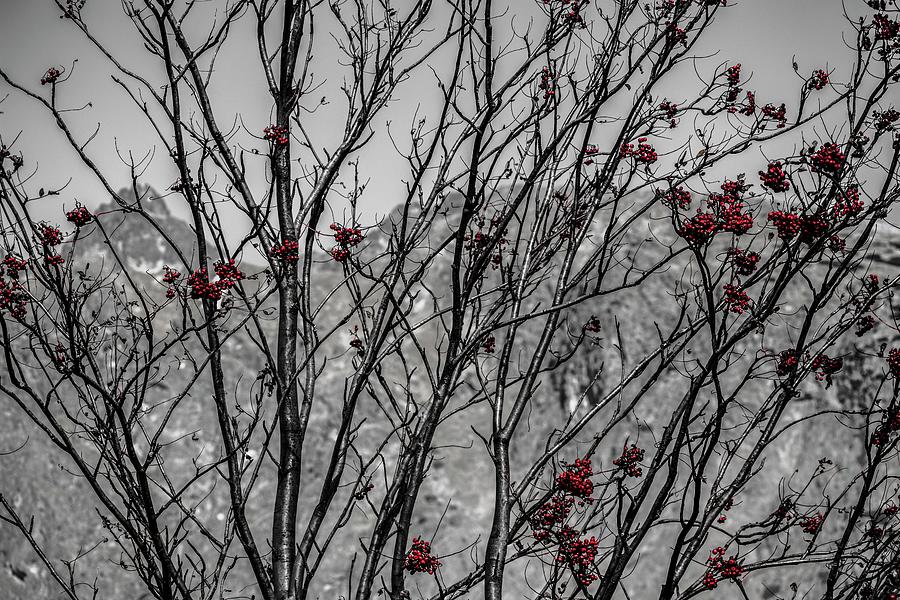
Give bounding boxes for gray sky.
[0,0,853,227]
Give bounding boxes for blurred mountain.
[1,188,899,600]
[74,186,199,274]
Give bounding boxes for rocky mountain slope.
[1,186,898,599]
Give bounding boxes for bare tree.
[1,1,900,599]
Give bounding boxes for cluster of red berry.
[800,512,824,534]
[619,137,658,164]
[711,187,753,235]
[2,255,27,278]
[702,546,743,589]
[187,260,244,301]
[659,100,679,128]
[269,239,299,264]
[776,350,799,376]
[717,556,744,579]
[871,351,900,443]
[530,456,601,586]
[403,537,441,575]
[39,224,65,266]
[583,315,602,333]
[874,108,900,131]
[833,185,865,218]
[531,495,576,541]
[872,408,900,446]
[66,205,93,228]
[39,224,63,246]
[759,162,790,192]
[555,527,599,586]
[556,458,595,497]
[40,67,62,85]
[353,482,374,500]
[0,273,28,320]
[720,205,752,237]
[330,223,364,263]
[658,186,692,209]
[810,353,843,386]
[761,103,788,128]
[722,284,750,314]
[162,265,181,298]
[767,210,801,239]
[561,2,585,28]
[724,64,741,103]
[215,259,243,288]
[657,0,677,13]
[666,21,688,47]
[51,341,68,370]
[809,69,830,91]
[735,90,756,116]
[729,247,760,276]
[263,125,289,146]
[677,178,754,245]
[888,348,900,378]
[532,457,594,538]
[330,248,349,263]
[772,498,795,522]
[855,314,878,336]
[809,143,846,176]
[0,255,29,318]
[827,234,846,252]
[348,325,365,353]
[798,215,829,244]
[612,444,645,477]
[768,189,860,247]
[162,266,181,283]
[873,12,900,40]
[720,179,746,198]
[866,273,881,292]
[187,268,220,300]
[464,217,508,267]
[465,230,491,250]
[678,212,718,246]
[45,253,64,267]
[582,144,600,165]
[716,496,735,523]
[538,66,556,99]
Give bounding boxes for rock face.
[1,186,898,600]
[75,186,199,272]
